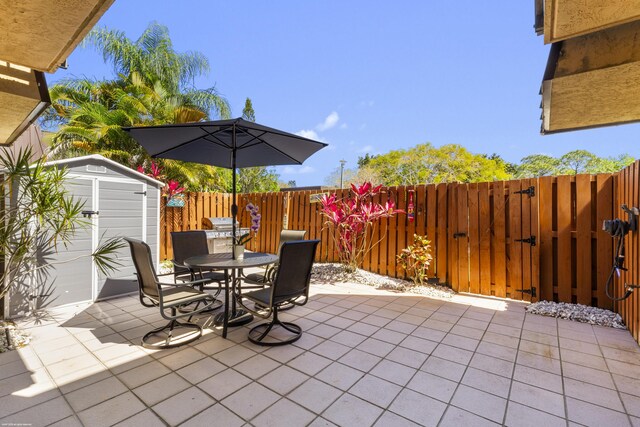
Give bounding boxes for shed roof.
[44,154,165,187]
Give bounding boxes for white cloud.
[281,165,315,174]
[296,129,320,140]
[357,145,374,153]
[316,111,340,131]
[339,123,348,129]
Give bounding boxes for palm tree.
[45,22,232,191]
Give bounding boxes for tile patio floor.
[2,280,640,427]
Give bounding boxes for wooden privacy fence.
[160,173,620,309]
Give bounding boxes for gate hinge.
[515,287,537,298]
[514,186,535,198]
[515,236,536,246]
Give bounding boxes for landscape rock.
[526,300,626,329]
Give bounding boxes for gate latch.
[453,232,467,239]
[81,210,99,218]
[515,236,536,246]
[515,287,537,298]
[514,186,535,198]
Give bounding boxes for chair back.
[171,231,210,265]
[125,238,160,299]
[271,240,319,304]
[278,230,307,257]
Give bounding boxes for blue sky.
[49,0,639,186]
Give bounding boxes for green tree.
[235,98,280,193]
[559,150,597,175]
[516,154,562,178]
[44,22,232,191]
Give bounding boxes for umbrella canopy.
[124,118,327,256]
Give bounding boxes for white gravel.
[311,263,455,299]
[526,300,626,329]
[0,321,31,353]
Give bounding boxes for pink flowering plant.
[235,203,261,246]
[137,162,185,198]
[320,182,403,272]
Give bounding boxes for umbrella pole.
[231,125,237,260]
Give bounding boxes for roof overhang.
[536,0,640,134]
[0,0,115,73]
[0,61,50,145]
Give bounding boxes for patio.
[1,281,640,427]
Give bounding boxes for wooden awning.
[536,0,640,133]
[0,0,114,145]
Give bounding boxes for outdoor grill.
[201,217,249,253]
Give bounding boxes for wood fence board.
[530,178,540,303]
[379,189,389,275]
[478,182,491,296]
[596,175,614,309]
[508,180,523,300]
[396,187,407,278]
[369,189,381,273]
[521,179,533,303]
[388,187,398,277]
[468,183,480,295]
[493,181,507,298]
[557,175,573,303]
[576,174,592,305]
[539,176,554,302]
[436,183,448,283]
[426,185,437,277]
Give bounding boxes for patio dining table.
[185,252,278,338]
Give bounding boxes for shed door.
[95,180,146,299]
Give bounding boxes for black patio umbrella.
[124,118,327,256]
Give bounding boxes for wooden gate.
[448,180,539,301]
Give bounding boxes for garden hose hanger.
[604,205,640,301]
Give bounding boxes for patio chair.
[171,231,223,309]
[125,237,219,349]
[241,229,307,286]
[235,239,320,346]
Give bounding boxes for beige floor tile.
[398,335,437,355]
[370,359,416,386]
[194,335,236,355]
[153,386,214,426]
[234,354,280,380]
[158,347,206,370]
[198,368,251,400]
[330,330,367,347]
[132,372,190,406]
[564,378,625,412]
[324,316,355,330]
[316,362,364,391]
[113,409,165,427]
[623,393,640,418]
[0,395,73,426]
[516,351,561,375]
[385,346,428,368]
[213,344,256,367]
[421,356,467,382]
[357,337,395,357]
[601,346,640,366]
[323,393,384,427]
[509,381,565,418]
[287,351,332,376]
[308,323,342,339]
[180,403,244,427]
[504,402,566,427]
[339,349,382,372]
[412,326,447,342]
[48,415,83,427]
[371,328,407,345]
[470,352,514,378]
[175,355,226,384]
[614,374,640,397]
[462,367,511,398]
[440,406,500,427]
[512,364,563,394]
[487,323,521,338]
[222,382,280,420]
[441,333,479,351]
[259,365,309,395]
[252,398,316,426]
[116,360,171,389]
[64,376,128,412]
[519,340,560,359]
[482,331,520,349]
[406,371,457,403]
[349,374,402,407]
[451,385,507,423]
[561,348,608,371]
[374,411,421,426]
[262,344,304,363]
[566,396,631,427]
[289,378,342,413]
[562,361,616,388]
[388,388,447,427]
[292,332,324,350]
[521,330,558,346]
[311,340,352,360]
[432,343,474,365]
[77,392,146,427]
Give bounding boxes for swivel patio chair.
[241,229,307,287]
[171,230,223,310]
[125,238,219,349]
[235,239,320,346]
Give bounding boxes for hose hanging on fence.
[605,220,632,301]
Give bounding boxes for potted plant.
[233,203,261,259]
